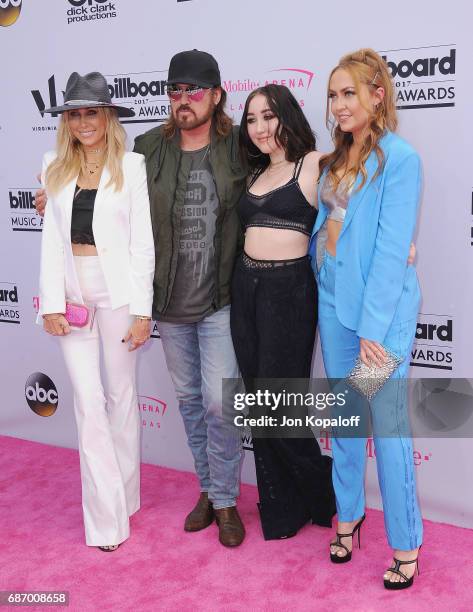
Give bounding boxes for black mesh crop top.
[237,157,317,236]
[71,186,96,246]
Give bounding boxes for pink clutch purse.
[64,302,92,328]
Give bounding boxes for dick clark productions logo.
[0,0,22,27]
[25,372,59,417]
[66,0,117,24]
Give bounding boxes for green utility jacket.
[134,124,247,319]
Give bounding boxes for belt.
[241,252,307,270]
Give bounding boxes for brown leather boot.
[214,506,245,547]
[184,492,214,532]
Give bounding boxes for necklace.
[190,143,210,164]
[200,143,210,163]
[84,152,104,175]
[83,144,105,174]
[181,143,210,164]
[85,160,102,175]
[79,157,104,189]
[267,158,289,172]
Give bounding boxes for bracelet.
[136,316,152,321]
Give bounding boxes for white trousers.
[60,256,140,546]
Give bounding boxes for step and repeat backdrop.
[1,0,472,528]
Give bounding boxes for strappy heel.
[383,553,420,590]
[98,544,120,552]
[330,514,365,563]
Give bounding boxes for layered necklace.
[80,148,104,190]
[84,148,104,175]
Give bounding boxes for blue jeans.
[157,305,243,509]
[317,250,423,550]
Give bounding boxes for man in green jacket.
[134,49,247,547]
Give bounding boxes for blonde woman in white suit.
[38,72,155,551]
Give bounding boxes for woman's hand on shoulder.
[43,314,71,336]
[299,151,325,207]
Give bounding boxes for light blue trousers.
[317,250,423,550]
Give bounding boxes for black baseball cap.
[167,49,221,88]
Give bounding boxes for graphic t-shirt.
[161,146,219,323]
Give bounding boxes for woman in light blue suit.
[310,49,423,589]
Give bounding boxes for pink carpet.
[0,435,472,612]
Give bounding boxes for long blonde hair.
[45,107,126,194]
[320,48,398,190]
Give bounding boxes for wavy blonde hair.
[45,107,126,194]
[320,48,398,191]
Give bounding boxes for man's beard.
[174,100,215,131]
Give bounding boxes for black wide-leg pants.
[230,253,336,540]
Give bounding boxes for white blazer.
[39,151,155,317]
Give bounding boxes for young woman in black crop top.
[231,84,336,540]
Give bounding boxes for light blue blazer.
[309,131,422,344]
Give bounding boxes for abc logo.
[68,0,108,5]
[25,372,58,417]
[0,0,21,27]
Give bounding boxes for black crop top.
[71,186,96,246]
[237,157,317,236]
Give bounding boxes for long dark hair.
[239,84,316,174]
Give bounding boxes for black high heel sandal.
[98,544,120,552]
[330,514,366,564]
[383,554,420,590]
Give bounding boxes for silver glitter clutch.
[346,349,404,401]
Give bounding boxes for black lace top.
[237,157,317,237]
[71,186,96,246]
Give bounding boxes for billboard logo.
[415,319,452,342]
[104,71,170,124]
[380,45,456,110]
[411,314,453,371]
[8,188,42,232]
[0,282,20,324]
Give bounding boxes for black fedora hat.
[43,71,135,118]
